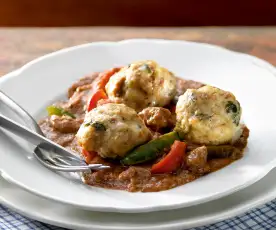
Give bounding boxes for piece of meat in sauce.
[49,115,83,133]
[186,146,210,175]
[39,119,76,147]
[233,125,250,150]
[64,73,101,116]
[68,72,99,98]
[65,90,89,115]
[138,107,175,131]
[119,166,152,191]
[175,78,204,102]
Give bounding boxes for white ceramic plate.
[1,39,276,213]
[1,168,276,230]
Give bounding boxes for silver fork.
[0,90,109,172]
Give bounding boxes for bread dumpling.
[76,103,151,158]
[175,85,242,145]
[105,60,176,111]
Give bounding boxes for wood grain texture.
[0,27,276,76]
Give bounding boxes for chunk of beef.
[139,107,175,131]
[119,167,151,181]
[175,78,204,102]
[49,115,83,133]
[119,166,152,192]
[39,119,76,147]
[68,72,99,98]
[186,146,210,174]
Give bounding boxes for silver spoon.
[0,114,110,172]
[0,90,44,135]
[0,91,109,172]
[0,89,85,166]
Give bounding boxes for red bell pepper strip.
[92,67,122,91]
[87,67,121,112]
[87,89,108,112]
[151,140,186,174]
[82,149,97,163]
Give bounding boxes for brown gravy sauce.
[39,74,249,192]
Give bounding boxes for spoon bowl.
[0,90,109,172]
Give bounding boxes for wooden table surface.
[1,27,276,76]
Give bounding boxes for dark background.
[0,0,276,27]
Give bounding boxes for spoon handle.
[0,90,44,135]
[0,114,82,162]
[0,90,79,166]
[0,91,110,172]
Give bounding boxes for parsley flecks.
[92,122,106,131]
[84,121,106,131]
[225,101,241,126]
[226,101,238,113]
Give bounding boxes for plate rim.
[1,39,275,86]
[1,39,276,213]
[1,169,276,230]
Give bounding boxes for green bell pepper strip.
[121,131,180,165]
[47,105,76,119]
